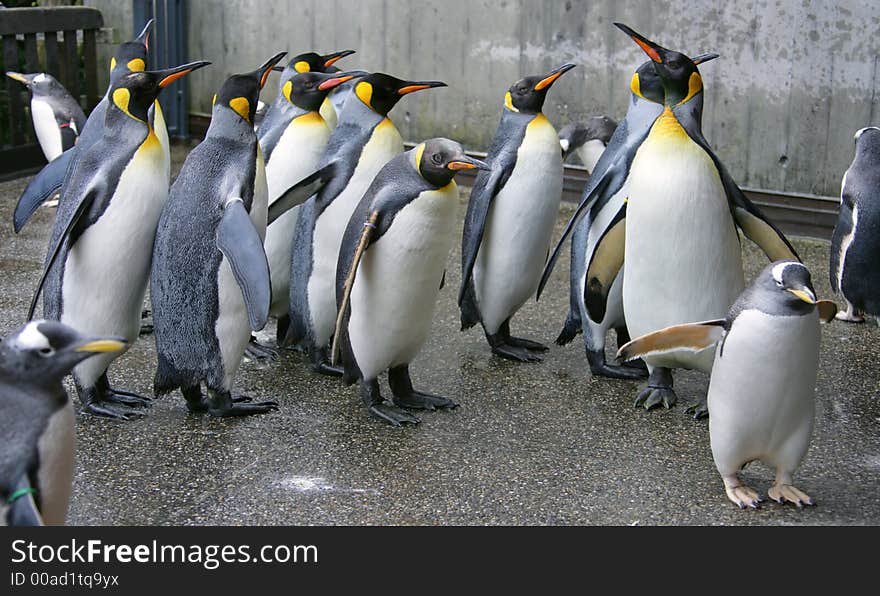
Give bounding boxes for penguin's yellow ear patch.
[679,71,703,105]
[229,96,251,122]
[110,56,117,71]
[355,81,373,109]
[112,87,137,120]
[414,142,426,176]
[127,58,146,72]
[504,91,519,112]
[212,94,217,106]
[294,61,310,73]
[282,80,293,103]
[630,73,642,98]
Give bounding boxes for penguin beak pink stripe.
[318,75,354,91]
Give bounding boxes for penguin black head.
[282,71,363,112]
[504,64,577,114]
[0,321,126,384]
[615,23,704,107]
[629,52,718,107]
[273,49,356,93]
[5,72,65,99]
[762,261,818,311]
[854,126,880,158]
[414,138,490,187]
[213,52,287,124]
[109,60,211,123]
[558,116,618,160]
[109,19,154,84]
[352,73,446,117]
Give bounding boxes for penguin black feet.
[589,349,648,380]
[685,399,709,420]
[388,365,459,411]
[79,375,151,420]
[139,308,154,335]
[486,321,547,363]
[244,335,279,361]
[361,379,420,427]
[204,388,278,417]
[633,367,677,410]
[309,347,344,377]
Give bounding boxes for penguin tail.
[555,313,581,346]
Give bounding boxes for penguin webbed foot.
[487,322,547,362]
[367,403,421,427]
[506,335,549,352]
[104,387,152,408]
[723,480,764,510]
[244,337,279,361]
[633,368,677,410]
[589,349,649,380]
[491,343,544,362]
[768,483,814,508]
[361,376,420,426]
[685,398,709,420]
[309,348,344,376]
[81,402,146,420]
[206,389,278,417]
[392,390,459,411]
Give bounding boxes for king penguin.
[12,19,172,233]
[27,60,210,420]
[151,53,287,417]
[548,53,719,380]
[558,116,617,174]
[830,126,880,322]
[333,139,488,425]
[0,321,125,526]
[270,72,446,375]
[618,262,837,508]
[6,71,86,162]
[459,64,575,362]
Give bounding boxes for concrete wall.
[95,0,880,198]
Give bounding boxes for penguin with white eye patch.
[618,261,837,509]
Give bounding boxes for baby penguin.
[618,261,836,509]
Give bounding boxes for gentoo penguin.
[251,70,361,360]
[12,20,169,233]
[550,24,799,411]
[151,53,287,417]
[618,262,837,508]
[27,60,210,420]
[273,73,446,375]
[558,116,617,174]
[830,126,880,322]
[550,54,718,380]
[459,64,575,362]
[333,139,488,425]
[261,49,356,138]
[0,320,125,526]
[6,72,86,162]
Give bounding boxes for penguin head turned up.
[109,18,154,85]
[352,73,446,117]
[615,23,705,108]
[0,320,126,386]
[273,49,356,93]
[109,60,211,125]
[5,72,64,99]
[413,138,490,188]
[504,63,576,114]
[628,51,718,108]
[212,52,288,125]
[762,261,819,312]
[282,71,363,112]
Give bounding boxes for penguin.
[546,25,799,412]
[618,262,837,508]
[459,64,575,362]
[551,54,718,380]
[830,126,880,322]
[248,70,362,361]
[26,60,210,420]
[270,73,446,375]
[12,20,171,234]
[150,53,287,417]
[6,72,86,162]
[332,139,488,425]
[558,116,617,174]
[0,320,125,526]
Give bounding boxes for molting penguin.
[459,64,575,362]
[830,126,880,322]
[333,139,488,425]
[558,116,617,174]
[273,73,446,375]
[6,72,86,162]
[618,262,837,508]
[559,24,798,412]
[0,321,125,526]
[548,54,719,380]
[151,53,287,417]
[27,60,210,420]
[12,20,171,233]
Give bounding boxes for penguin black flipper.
[584,203,626,323]
[5,476,43,527]
[556,214,586,345]
[13,147,75,233]
[672,102,800,263]
[267,161,338,225]
[829,187,854,293]
[216,198,271,331]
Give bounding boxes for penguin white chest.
[577,139,607,174]
[348,184,459,380]
[309,119,403,347]
[623,109,744,370]
[474,114,563,334]
[708,309,819,474]
[31,99,63,162]
[36,400,75,525]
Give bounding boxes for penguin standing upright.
[830,126,880,322]
[459,64,575,362]
[151,53,287,417]
[0,321,124,526]
[618,262,837,508]
[558,116,617,174]
[333,139,488,425]
[548,54,719,380]
[27,60,210,420]
[272,73,446,374]
[6,72,86,162]
[12,20,170,233]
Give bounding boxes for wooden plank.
[44,31,60,81]
[4,35,26,146]
[23,33,39,73]
[62,30,79,99]
[82,28,99,112]
[0,7,103,36]
[0,144,46,181]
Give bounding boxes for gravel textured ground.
[1,144,877,526]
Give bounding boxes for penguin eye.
[37,347,54,358]
[431,153,443,165]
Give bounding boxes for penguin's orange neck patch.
[650,106,689,141]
